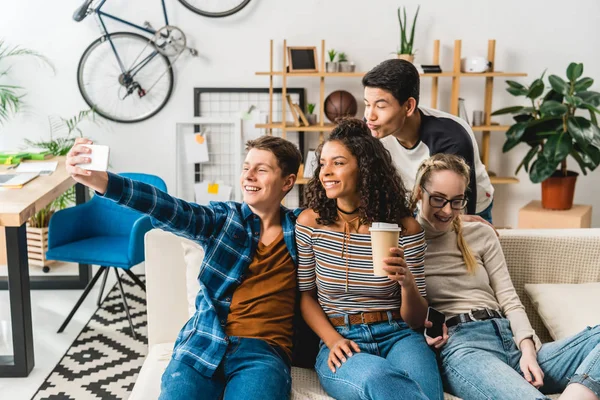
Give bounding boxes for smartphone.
[424,307,445,339]
[77,144,110,172]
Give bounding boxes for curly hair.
[303,118,412,226]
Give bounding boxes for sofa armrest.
[145,229,190,348]
[498,228,600,342]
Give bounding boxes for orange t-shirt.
[226,232,296,360]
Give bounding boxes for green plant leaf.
[549,75,568,95]
[574,77,594,92]
[530,155,559,183]
[565,95,584,107]
[507,87,529,97]
[506,121,528,141]
[567,116,596,149]
[506,80,526,90]
[570,150,589,175]
[543,89,564,104]
[527,78,545,99]
[535,130,560,138]
[491,106,524,116]
[578,91,600,107]
[539,100,568,117]
[578,103,600,116]
[516,145,540,174]
[543,132,573,164]
[502,137,521,152]
[578,144,600,170]
[566,62,583,82]
[514,114,534,123]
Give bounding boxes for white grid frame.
[175,117,242,203]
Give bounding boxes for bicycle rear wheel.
[178,0,251,17]
[77,32,174,123]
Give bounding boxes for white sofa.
[130,228,600,400]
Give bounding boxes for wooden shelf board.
[489,176,520,184]
[420,72,455,77]
[256,122,335,131]
[256,71,520,78]
[471,125,510,131]
[460,72,527,77]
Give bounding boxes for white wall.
[2,0,599,228]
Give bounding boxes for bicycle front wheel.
[178,0,251,17]
[77,32,174,123]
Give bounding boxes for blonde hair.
[412,154,478,274]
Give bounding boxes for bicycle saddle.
[73,0,94,22]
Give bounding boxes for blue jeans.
[440,319,600,400]
[159,337,291,400]
[476,200,493,224]
[315,313,443,400]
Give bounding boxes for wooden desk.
[0,157,92,377]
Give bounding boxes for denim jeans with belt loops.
[315,312,443,400]
[440,318,600,400]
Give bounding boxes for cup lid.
[369,222,401,232]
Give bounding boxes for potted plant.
[25,109,98,272]
[306,103,317,125]
[492,62,600,210]
[0,39,52,126]
[396,5,420,63]
[326,49,337,73]
[338,52,348,72]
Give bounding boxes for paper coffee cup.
[369,223,401,277]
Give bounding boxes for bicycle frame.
[92,0,169,76]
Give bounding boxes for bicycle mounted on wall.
[73,0,251,123]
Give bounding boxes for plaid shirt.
[102,172,301,377]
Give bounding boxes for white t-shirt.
[380,106,494,214]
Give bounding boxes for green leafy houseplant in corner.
[396,5,420,63]
[306,103,317,125]
[492,62,600,210]
[0,39,52,126]
[25,109,98,272]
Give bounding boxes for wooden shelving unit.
[256,39,526,185]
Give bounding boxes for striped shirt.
[296,223,427,315]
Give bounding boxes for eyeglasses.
[421,186,468,210]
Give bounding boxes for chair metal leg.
[96,266,109,307]
[114,269,137,340]
[123,269,146,292]
[58,266,107,333]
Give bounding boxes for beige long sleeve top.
[418,214,542,350]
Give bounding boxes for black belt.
[446,308,503,328]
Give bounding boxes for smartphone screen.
[425,307,445,339]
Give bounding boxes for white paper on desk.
[183,133,209,164]
[194,182,233,205]
[14,161,58,175]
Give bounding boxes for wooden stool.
[518,200,592,229]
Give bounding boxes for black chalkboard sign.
[288,47,318,73]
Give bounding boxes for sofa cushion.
[181,241,204,318]
[525,282,600,340]
[129,343,173,400]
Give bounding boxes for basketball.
[324,90,357,123]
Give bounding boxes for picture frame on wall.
[287,46,318,73]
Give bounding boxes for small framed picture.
[287,47,318,73]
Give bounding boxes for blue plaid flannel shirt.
[101,172,300,377]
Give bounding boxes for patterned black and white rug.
[33,274,148,400]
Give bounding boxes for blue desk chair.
[46,173,167,339]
